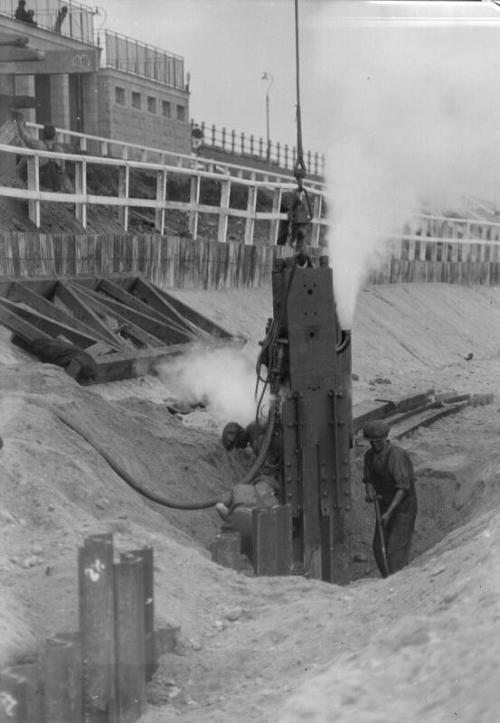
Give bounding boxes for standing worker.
[12,111,66,191]
[362,420,417,577]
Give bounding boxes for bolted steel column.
[114,552,146,722]
[210,531,241,570]
[0,669,27,723]
[78,533,116,723]
[4,658,41,723]
[129,547,155,683]
[252,505,293,576]
[42,634,83,723]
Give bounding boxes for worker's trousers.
[373,495,417,577]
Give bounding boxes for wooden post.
[189,173,200,241]
[78,533,116,723]
[218,178,231,243]
[129,547,155,683]
[74,157,87,229]
[210,531,241,570]
[114,553,146,722]
[244,175,257,245]
[117,165,129,231]
[42,635,83,723]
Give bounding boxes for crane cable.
[294,0,306,185]
[290,0,313,237]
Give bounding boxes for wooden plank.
[89,342,193,383]
[65,284,164,348]
[54,281,124,349]
[352,399,396,434]
[132,276,233,339]
[7,281,119,349]
[0,304,53,342]
[96,278,195,338]
[0,297,101,348]
[71,283,192,345]
[390,402,468,440]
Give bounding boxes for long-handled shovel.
[374,496,390,577]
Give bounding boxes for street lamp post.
[261,72,274,163]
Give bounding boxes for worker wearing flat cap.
[362,419,417,577]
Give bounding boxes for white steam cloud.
[311,4,500,328]
[156,345,260,425]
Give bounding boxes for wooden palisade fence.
[0,533,172,723]
[2,232,500,290]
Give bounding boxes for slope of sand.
[1,282,500,722]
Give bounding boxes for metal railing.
[0,0,96,44]
[192,121,326,178]
[100,30,185,90]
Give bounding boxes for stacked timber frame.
[0,273,238,383]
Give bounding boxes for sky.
[93,0,500,327]
[93,0,500,155]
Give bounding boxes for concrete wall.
[96,69,191,154]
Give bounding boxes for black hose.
[336,329,351,354]
[238,398,278,486]
[56,412,228,510]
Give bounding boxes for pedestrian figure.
[14,0,29,22]
[54,6,68,33]
[362,419,417,577]
[12,111,67,191]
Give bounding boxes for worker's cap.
[221,422,243,451]
[42,124,56,140]
[363,419,390,440]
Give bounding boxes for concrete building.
[0,0,191,154]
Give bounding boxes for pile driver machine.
[245,210,353,583]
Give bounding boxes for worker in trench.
[216,416,283,559]
[362,420,418,577]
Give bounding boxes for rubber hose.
[336,329,351,354]
[56,412,228,510]
[237,398,278,487]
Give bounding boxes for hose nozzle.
[336,329,351,354]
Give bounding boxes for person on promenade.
[12,111,66,191]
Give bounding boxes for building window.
[147,96,157,114]
[115,87,126,105]
[162,101,171,118]
[131,92,141,110]
[176,104,185,121]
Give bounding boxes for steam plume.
[313,4,500,328]
[156,345,260,425]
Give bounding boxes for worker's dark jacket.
[246,420,282,479]
[363,441,417,512]
[363,441,417,576]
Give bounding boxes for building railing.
[0,0,96,44]
[192,121,326,178]
[100,30,186,90]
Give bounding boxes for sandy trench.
[0,281,500,722]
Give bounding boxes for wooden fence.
[2,232,500,289]
[0,140,327,245]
